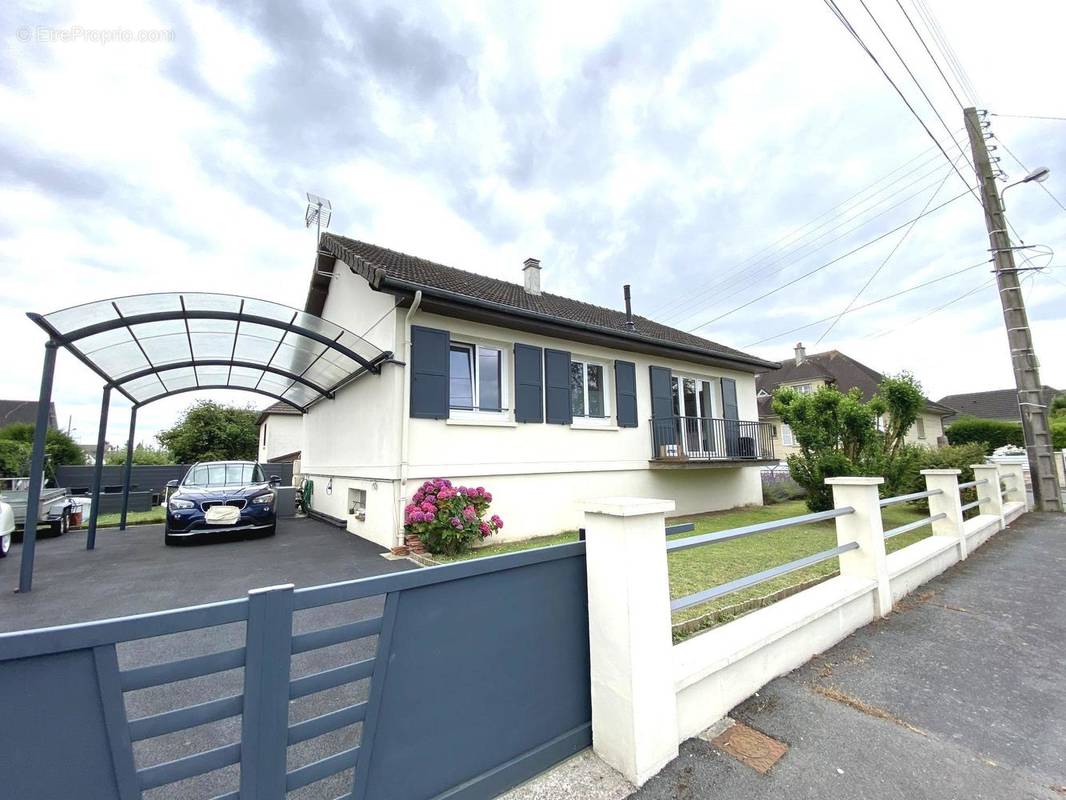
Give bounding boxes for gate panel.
[0,648,124,799]
[356,548,591,799]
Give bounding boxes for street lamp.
[1001,166,1050,209]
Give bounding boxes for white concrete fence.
[581,462,1029,785]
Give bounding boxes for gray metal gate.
[0,542,590,799]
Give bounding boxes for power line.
[815,152,962,345]
[893,0,964,110]
[668,164,958,323]
[744,257,992,347]
[648,144,960,322]
[989,112,1066,123]
[911,0,980,105]
[865,277,996,340]
[856,0,973,176]
[686,186,974,331]
[821,0,979,205]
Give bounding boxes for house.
[756,343,953,457]
[936,386,1059,425]
[0,399,58,429]
[256,402,303,469]
[296,234,780,549]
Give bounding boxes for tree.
[156,401,261,463]
[870,372,925,458]
[1050,394,1066,419]
[773,373,932,511]
[0,423,86,469]
[105,444,175,465]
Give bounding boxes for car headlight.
[169,498,195,510]
[251,492,275,505]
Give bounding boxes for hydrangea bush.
[403,478,503,555]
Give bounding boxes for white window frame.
[916,416,926,439]
[570,357,611,422]
[448,338,509,419]
[794,383,813,394]
[780,423,795,447]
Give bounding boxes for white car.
[0,501,13,558]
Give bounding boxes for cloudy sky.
[1,0,1064,447]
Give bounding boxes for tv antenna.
[305,193,332,240]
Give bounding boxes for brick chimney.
[522,258,541,295]
[794,342,806,366]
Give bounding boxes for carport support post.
[581,497,678,786]
[972,464,1004,524]
[86,385,112,551]
[921,469,966,560]
[119,406,137,531]
[826,477,892,618]
[18,340,58,593]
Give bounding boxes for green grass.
[91,507,167,528]
[429,500,932,640]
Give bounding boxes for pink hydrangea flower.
[479,522,490,537]
[450,516,463,530]
[420,501,436,514]
[490,514,503,529]
[462,505,476,521]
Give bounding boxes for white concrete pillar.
[971,464,1004,524]
[921,469,967,560]
[999,462,1027,508]
[826,477,892,617]
[581,497,678,786]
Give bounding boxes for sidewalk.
[633,510,1066,799]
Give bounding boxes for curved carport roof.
[16,292,394,593]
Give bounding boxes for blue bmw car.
[165,461,279,546]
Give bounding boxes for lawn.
[430,500,932,640]
[90,507,167,528]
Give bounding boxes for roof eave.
[380,274,779,373]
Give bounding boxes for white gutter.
[396,290,422,548]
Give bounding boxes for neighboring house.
[756,343,953,458]
[0,399,58,429]
[298,234,780,548]
[256,402,303,469]
[936,386,1059,425]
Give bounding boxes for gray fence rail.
[0,542,590,800]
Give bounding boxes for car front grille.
[201,499,247,512]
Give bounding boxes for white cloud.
[0,0,1063,449]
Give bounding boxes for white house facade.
[256,403,303,468]
[295,235,780,550]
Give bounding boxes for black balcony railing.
[650,416,775,462]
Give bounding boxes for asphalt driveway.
[0,517,418,799]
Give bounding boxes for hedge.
[945,416,1024,453]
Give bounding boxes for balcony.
[649,416,777,468]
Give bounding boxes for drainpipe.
[396,290,422,548]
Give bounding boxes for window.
[916,416,926,439]
[781,424,795,447]
[261,423,267,445]
[570,360,608,418]
[794,383,813,394]
[449,342,504,412]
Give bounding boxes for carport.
[18,292,394,592]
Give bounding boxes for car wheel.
[0,533,9,558]
[50,512,69,537]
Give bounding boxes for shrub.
[786,451,856,512]
[403,478,503,555]
[0,440,32,478]
[891,442,988,512]
[945,416,1024,452]
[762,477,807,505]
[1052,419,1066,449]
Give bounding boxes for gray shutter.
[410,326,450,419]
[513,344,544,423]
[614,360,638,427]
[649,366,675,447]
[544,349,572,425]
[721,377,740,456]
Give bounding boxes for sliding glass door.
[671,376,718,457]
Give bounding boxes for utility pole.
[964,106,1062,512]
